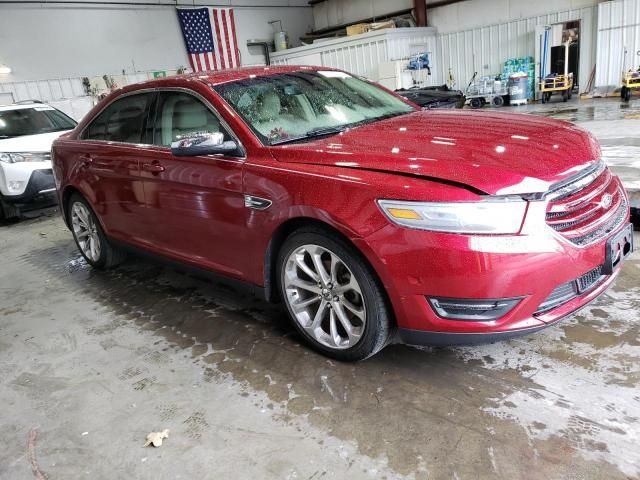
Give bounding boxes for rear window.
[0,106,77,139]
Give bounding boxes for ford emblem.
[601,193,613,209]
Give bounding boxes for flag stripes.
[176,7,240,72]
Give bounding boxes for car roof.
[0,103,51,112]
[120,65,340,92]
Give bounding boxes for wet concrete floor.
[1,98,640,480]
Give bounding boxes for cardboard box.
[346,23,370,36]
[369,20,395,32]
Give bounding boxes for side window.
[151,92,232,147]
[84,93,152,143]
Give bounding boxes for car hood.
[0,131,72,153]
[269,110,600,196]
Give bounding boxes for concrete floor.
[1,97,640,480]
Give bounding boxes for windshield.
[0,106,77,139]
[214,70,416,145]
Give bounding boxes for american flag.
[176,7,240,72]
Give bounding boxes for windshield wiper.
[349,111,410,128]
[270,111,411,146]
[270,125,347,145]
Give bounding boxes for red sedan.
[52,66,633,360]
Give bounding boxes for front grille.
[545,162,628,246]
[535,281,577,313]
[577,265,603,292]
[534,265,606,314]
[570,196,628,246]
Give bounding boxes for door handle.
[142,162,165,174]
[79,154,93,165]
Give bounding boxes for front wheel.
[278,229,392,361]
[68,193,126,269]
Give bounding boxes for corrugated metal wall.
[595,0,640,90]
[433,5,598,91]
[273,6,600,92]
[271,28,438,81]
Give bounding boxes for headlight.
[377,198,527,234]
[0,152,49,163]
[0,153,25,163]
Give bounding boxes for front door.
[139,90,247,278]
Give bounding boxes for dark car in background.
[395,84,465,109]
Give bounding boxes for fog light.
[428,296,523,321]
[8,181,25,192]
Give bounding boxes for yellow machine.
[539,42,574,104]
[540,74,574,103]
[621,69,640,102]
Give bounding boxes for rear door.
[139,90,247,278]
[79,92,155,243]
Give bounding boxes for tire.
[624,87,632,102]
[0,195,19,221]
[621,86,628,100]
[277,228,392,361]
[492,95,504,107]
[67,193,126,269]
[470,98,482,109]
[541,93,547,104]
[562,90,569,102]
[568,89,573,99]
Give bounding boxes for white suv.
[0,101,77,219]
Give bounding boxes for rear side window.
[84,93,153,143]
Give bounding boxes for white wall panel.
[427,0,600,34]
[433,6,598,92]
[0,3,313,83]
[271,28,437,82]
[595,0,640,89]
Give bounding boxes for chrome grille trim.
[545,161,606,201]
[569,194,628,246]
[549,211,598,231]
[543,159,629,247]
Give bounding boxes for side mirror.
[170,132,238,156]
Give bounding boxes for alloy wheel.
[71,202,101,263]
[283,244,366,350]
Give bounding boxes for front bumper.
[359,182,632,345]
[1,169,57,211]
[397,268,620,346]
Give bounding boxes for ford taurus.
[52,66,633,360]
